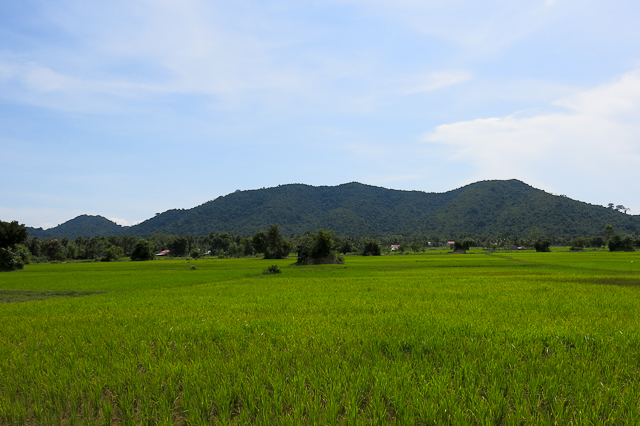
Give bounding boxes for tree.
[362,240,381,256]
[608,235,635,252]
[42,239,67,261]
[0,220,28,249]
[102,246,124,262]
[190,248,201,259]
[252,231,268,254]
[130,239,155,261]
[227,242,240,257]
[604,224,615,242]
[296,230,343,265]
[263,225,291,259]
[534,238,551,252]
[453,238,474,253]
[590,236,605,249]
[168,236,189,257]
[0,221,30,271]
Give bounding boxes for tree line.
[2,220,639,271]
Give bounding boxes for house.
[446,241,455,248]
[155,249,170,256]
[390,245,400,251]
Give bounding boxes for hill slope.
[27,215,127,239]
[27,180,640,239]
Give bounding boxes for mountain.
[27,215,127,240]
[26,180,640,239]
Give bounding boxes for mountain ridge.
[25,180,639,239]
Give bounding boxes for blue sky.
[1,0,639,229]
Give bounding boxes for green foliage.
[168,236,189,257]
[591,236,605,248]
[0,220,28,248]
[362,239,381,256]
[453,238,474,252]
[296,230,344,265]
[0,246,26,271]
[101,246,124,262]
[190,248,201,259]
[41,239,67,261]
[262,264,282,274]
[252,231,268,254]
[27,180,640,240]
[534,238,552,252]
[608,235,636,252]
[130,239,155,261]
[263,225,291,259]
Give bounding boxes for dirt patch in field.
[0,289,106,303]
[587,277,640,287]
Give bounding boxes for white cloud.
[424,69,640,212]
[406,71,473,94]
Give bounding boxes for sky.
[1,0,639,229]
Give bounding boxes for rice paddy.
[1,251,639,425]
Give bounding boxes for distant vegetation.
[4,219,640,269]
[26,180,640,240]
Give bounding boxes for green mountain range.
[26,180,640,239]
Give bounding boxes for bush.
[130,239,155,261]
[190,249,201,259]
[262,265,282,275]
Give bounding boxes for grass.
[0,251,639,424]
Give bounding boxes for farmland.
[1,251,640,425]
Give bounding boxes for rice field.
[1,251,639,425]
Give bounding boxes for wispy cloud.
[405,71,473,94]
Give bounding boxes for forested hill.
[27,215,129,240]
[27,180,640,239]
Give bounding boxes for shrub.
[262,265,282,275]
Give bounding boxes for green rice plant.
[0,252,639,424]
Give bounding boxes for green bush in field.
[608,234,635,252]
[130,239,155,261]
[262,264,282,274]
